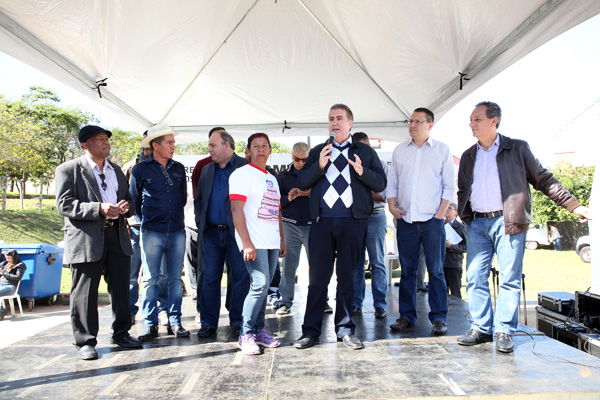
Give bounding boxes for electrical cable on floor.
[517,329,600,370]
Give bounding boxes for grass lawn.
[390,248,591,301]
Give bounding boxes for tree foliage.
[531,162,594,224]
[175,139,291,156]
[108,128,142,166]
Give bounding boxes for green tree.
[532,162,594,223]
[175,141,209,156]
[176,139,291,156]
[0,97,50,209]
[108,128,142,166]
[22,86,95,167]
[532,162,594,243]
[234,139,291,154]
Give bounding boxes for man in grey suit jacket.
[56,125,143,360]
[194,130,250,338]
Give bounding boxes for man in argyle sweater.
[293,104,387,350]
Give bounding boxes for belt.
[474,210,503,219]
[371,207,385,215]
[211,224,229,231]
[105,219,119,228]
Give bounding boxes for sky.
[1,13,599,167]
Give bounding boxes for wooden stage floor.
[2,285,600,399]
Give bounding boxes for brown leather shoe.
[432,320,448,335]
[390,318,415,332]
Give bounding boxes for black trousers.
[443,267,462,299]
[302,217,367,338]
[70,224,131,347]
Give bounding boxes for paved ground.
[1,285,599,399]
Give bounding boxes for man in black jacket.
[442,202,466,299]
[293,104,387,350]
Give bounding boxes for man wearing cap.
[56,125,142,361]
[130,125,190,340]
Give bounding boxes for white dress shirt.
[386,138,455,223]
[470,135,503,213]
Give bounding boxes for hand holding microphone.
[319,131,335,169]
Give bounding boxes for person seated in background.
[0,249,27,320]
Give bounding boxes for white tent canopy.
[1,0,599,142]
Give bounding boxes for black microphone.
[325,131,336,146]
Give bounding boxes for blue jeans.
[241,249,279,335]
[129,225,167,316]
[465,216,526,336]
[553,238,562,251]
[0,284,17,296]
[396,217,448,323]
[200,227,249,329]
[354,211,387,309]
[140,229,186,326]
[279,222,310,308]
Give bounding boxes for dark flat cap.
[78,125,112,144]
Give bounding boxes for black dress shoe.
[417,287,429,293]
[352,306,362,315]
[390,318,414,332]
[457,329,493,346]
[138,326,159,341]
[341,334,363,350]
[197,326,217,338]
[111,334,143,348]
[167,324,190,337]
[375,307,387,319]
[293,334,318,349]
[77,345,98,360]
[0,306,8,320]
[496,332,514,353]
[432,320,448,335]
[323,304,333,314]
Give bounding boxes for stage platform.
[1,285,599,399]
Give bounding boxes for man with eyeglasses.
[130,124,190,340]
[56,125,142,360]
[275,142,313,315]
[387,107,454,336]
[457,101,591,353]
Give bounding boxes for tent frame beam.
[0,10,153,127]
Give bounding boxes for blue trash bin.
[1,244,64,310]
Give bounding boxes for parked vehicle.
[575,236,591,263]
[526,224,551,250]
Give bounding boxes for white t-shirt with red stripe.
[229,163,281,250]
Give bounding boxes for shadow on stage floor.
[2,285,599,399]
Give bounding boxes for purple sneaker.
[238,333,260,355]
[255,329,281,348]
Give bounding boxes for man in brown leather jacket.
[456,101,591,353]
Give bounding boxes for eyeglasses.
[162,170,173,186]
[293,156,307,163]
[408,119,429,125]
[98,173,107,191]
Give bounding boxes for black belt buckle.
[475,210,502,219]
[216,224,229,231]
[105,219,118,228]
